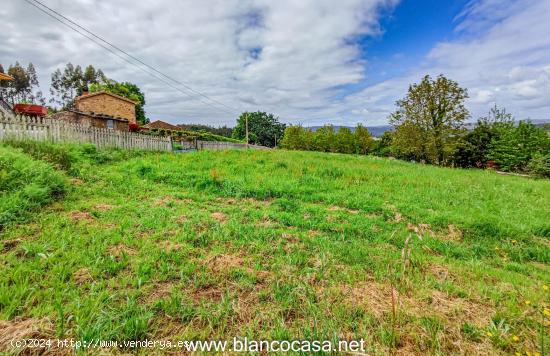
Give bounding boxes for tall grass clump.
[0,145,67,229]
[2,140,145,176]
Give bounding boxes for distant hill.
[307,125,393,137]
[307,119,550,137]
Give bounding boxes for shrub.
[129,123,140,132]
[487,121,549,173]
[527,152,550,178]
[0,145,67,229]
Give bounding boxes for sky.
[1,0,550,127]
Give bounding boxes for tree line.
[279,75,549,177]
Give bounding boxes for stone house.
[51,91,137,131]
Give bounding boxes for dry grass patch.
[210,212,228,224]
[93,204,114,211]
[1,238,24,252]
[420,290,493,327]
[69,211,94,222]
[107,244,137,259]
[143,281,176,303]
[0,318,57,354]
[206,254,245,274]
[157,240,184,253]
[73,267,94,285]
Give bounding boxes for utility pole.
[245,112,249,148]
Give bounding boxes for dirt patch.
[243,198,272,206]
[1,238,24,252]
[423,290,493,327]
[69,211,94,222]
[429,264,453,282]
[446,224,463,241]
[93,204,114,211]
[216,197,237,205]
[158,240,184,253]
[107,244,136,258]
[70,178,84,185]
[407,223,433,236]
[0,318,56,354]
[190,285,224,304]
[211,212,228,224]
[207,254,245,274]
[307,230,321,237]
[143,281,175,303]
[258,216,275,228]
[73,267,94,285]
[338,280,401,319]
[175,215,188,224]
[152,196,173,206]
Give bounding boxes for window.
[107,119,114,130]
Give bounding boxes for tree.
[89,79,148,125]
[311,125,336,152]
[372,131,393,157]
[389,74,469,165]
[487,121,550,173]
[0,62,44,105]
[232,111,286,147]
[50,63,105,109]
[334,127,355,154]
[279,126,310,150]
[353,124,373,155]
[453,105,514,168]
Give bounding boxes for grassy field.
[0,142,549,354]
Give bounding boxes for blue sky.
[2,0,550,126]
[360,0,469,87]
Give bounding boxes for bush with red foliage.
[128,123,140,132]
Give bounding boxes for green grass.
[0,143,549,354]
[0,145,67,229]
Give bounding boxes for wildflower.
[515,353,521,356]
[494,247,500,250]
[486,331,493,337]
[543,285,549,291]
[511,239,517,244]
[544,308,550,317]
[524,300,531,305]
[512,335,520,342]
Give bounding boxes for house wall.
[75,94,136,124]
[51,111,129,131]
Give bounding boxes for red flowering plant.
[129,123,140,132]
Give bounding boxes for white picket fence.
[0,111,172,151]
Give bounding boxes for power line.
[23,0,240,116]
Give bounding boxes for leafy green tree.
[372,131,393,157]
[232,111,286,147]
[311,125,336,152]
[353,124,373,154]
[279,126,310,150]
[389,74,469,165]
[50,63,105,109]
[488,121,549,173]
[453,105,514,168]
[89,80,148,125]
[334,127,355,154]
[0,62,44,105]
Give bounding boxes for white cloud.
[0,0,397,126]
